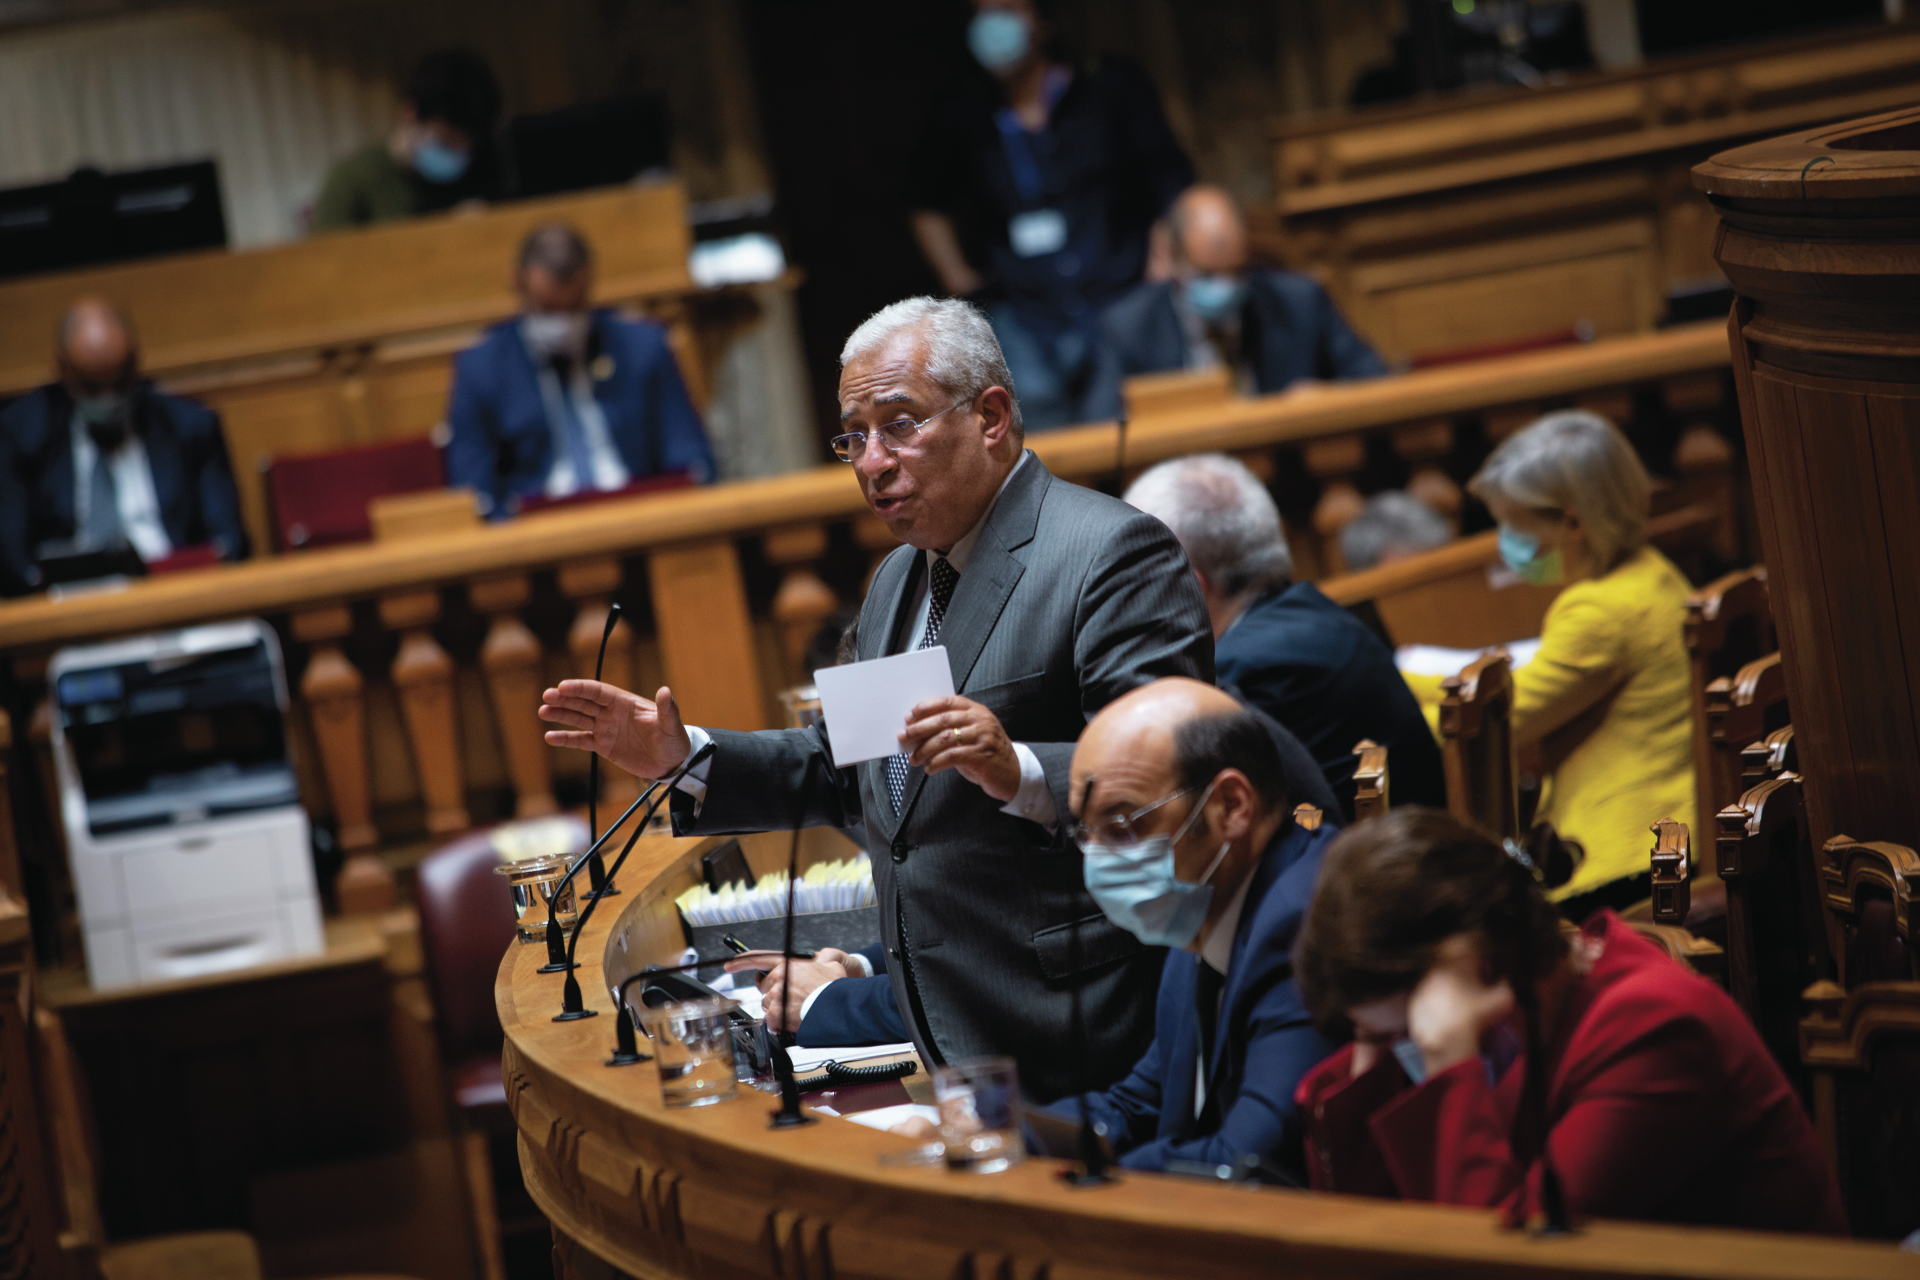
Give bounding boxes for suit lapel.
[137,393,186,543]
[895,455,1048,824]
[46,404,77,535]
[1205,825,1293,1088]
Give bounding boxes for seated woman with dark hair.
[1290,808,1844,1235]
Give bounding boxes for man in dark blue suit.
[445,222,716,517]
[1085,186,1384,422]
[736,703,1343,1049]
[1046,679,1339,1178]
[1126,454,1445,818]
[0,298,247,596]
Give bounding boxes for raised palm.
[539,680,691,780]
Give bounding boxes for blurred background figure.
[314,48,503,231]
[0,297,246,596]
[1338,490,1454,573]
[907,0,1193,430]
[445,222,716,517]
[1086,184,1385,421]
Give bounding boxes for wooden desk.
[1269,22,1920,364]
[496,830,1909,1279]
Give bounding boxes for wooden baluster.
[473,573,559,820]
[853,514,901,591]
[1482,405,1539,443]
[0,889,64,1280]
[1389,420,1461,531]
[1672,410,1739,563]
[293,606,379,852]
[0,709,22,904]
[764,524,840,690]
[647,540,770,732]
[1303,436,1367,577]
[560,558,641,811]
[380,589,470,835]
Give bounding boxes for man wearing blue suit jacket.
[0,298,247,596]
[1049,678,1339,1179]
[1084,186,1384,422]
[445,223,716,516]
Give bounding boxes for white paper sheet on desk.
[787,1042,917,1073]
[812,646,955,767]
[1395,637,1542,678]
[836,1103,940,1131]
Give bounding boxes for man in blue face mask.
[314,49,501,232]
[1085,185,1388,421]
[1044,676,1340,1178]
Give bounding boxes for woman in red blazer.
[1291,808,1845,1235]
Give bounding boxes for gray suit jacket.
[683,453,1213,1100]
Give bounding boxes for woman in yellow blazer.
[1467,410,1695,919]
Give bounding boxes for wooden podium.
[1695,107,1920,854]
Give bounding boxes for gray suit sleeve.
[674,723,864,836]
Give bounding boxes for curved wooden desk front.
[498,832,1906,1280]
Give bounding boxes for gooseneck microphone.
[539,782,661,973]
[554,739,716,1021]
[768,753,818,1129]
[1064,775,1114,1185]
[584,603,625,901]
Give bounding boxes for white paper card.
[813,645,955,768]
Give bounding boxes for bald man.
[0,298,246,594]
[1085,185,1385,421]
[1046,677,1338,1179]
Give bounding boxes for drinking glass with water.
[640,996,740,1108]
[933,1056,1024,1173]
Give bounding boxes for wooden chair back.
[1351,739,1389,823]
[1686,567,1775,829]
[1625,919,1726,985]
[1650,817,1693,925]
[1704,650,1789,840]
[1801,834,1920,1239]
[1120,366,1234,421]
[1741,725,1796,786]
[1439,651,1518,840]
[1292,804,1325,832]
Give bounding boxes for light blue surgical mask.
[1184,274,1245,323]
[968,10,1031,75]
[1497,523,1564,585]
[76,393,129,427]
[1082,780,1231,950]
[412,136,471,184]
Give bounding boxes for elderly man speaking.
[539,297,1212,1100]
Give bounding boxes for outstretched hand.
[539,681,691,781]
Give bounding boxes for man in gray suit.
[539,296,1212,1100]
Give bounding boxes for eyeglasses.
[1068,784,1199,849]
[830,400,966,463]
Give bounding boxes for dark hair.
[1294,808,1567,1035]
[1172,708,1285,810]
[517,222,594,281]
[406,49,502,140]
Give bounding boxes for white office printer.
[49,619,324,991]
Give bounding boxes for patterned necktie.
[86,449,124,549]
[551,359,601,492]
[886,555,960,814]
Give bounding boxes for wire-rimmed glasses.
[1067,784,1199,849]
[830,400,967,463]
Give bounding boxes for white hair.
[1468,409,1651,573]
[1339,490,1453,572]
[840,296,1022,438]
[1123,453,1293,598]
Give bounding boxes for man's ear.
[979,386,1015,446]
[1214,769,1256,842]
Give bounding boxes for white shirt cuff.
[671,725,715,813]
[999,742,1058,828]
[798,976,836,1023]
[846,950,875,978]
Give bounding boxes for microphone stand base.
[537,961,576,974]
[768,1108,816,1129]
[1057,1168,1118,1187]
[552,1008,599,1022]
[584,886,623,900]
[606,1050,651,1067]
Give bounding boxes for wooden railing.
[1265,21,1920,365]
[0,323,1736,967]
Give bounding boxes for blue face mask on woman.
[1082,779,1232,949]
[1185,274,1245,323]
[968,10,1031,75]
[1498,524,1564,585]
[413,136,471,184]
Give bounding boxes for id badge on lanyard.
[995,77,1070,260]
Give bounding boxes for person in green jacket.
[313,49,502,232]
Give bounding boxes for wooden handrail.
[0,321,1731,654]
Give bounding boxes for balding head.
[58,297,138,389]
[1169,185,1248,276]
[1071,678,1290,949]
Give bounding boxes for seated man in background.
[1085,185,1386,421]
[0,298,247,596]
[1045,678,1339,1177]
[1125,454,1444,818]
[446,223,716,516]
[314,49,503,231]
[1337,490,1453,573]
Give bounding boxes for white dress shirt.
[71,416,173,562]
[1193,862,1256,1119]
[675,451,1056,827]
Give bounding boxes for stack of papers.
[674,853,876,926]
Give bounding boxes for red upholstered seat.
[450,1053,510,1115]
[263,437,444,551]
